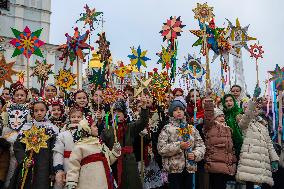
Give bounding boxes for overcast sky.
[50,0,284,94]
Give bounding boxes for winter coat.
[101,108,149,189]
[53,128,79,173]
[66,137,120,189]
[8,121,59,189]
[236,100,279,186]
[157,117,205,174]
[203,99,237,175]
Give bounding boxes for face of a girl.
[125,90,134,103]
[70,111,83,124]
[51,105,62,118]
[215,115,225,123]
[91,123,98,137]
[145,94,153,107]
[115,111,125,123]
[174,91,183,98]
[165,93,172,106]
[14,89,27,104]
[34,103,47,122]
[225,96,234,109]
[45,86,57,100]
[2,89,10,101]
[93,90,103,104]
[173,107,185,120]
[76,92,88,108]
[231,86,241,99]
[190,91,200,102]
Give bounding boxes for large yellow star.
[20,124,50,154]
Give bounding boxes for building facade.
[0,0,82,89]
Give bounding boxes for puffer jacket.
[236,100,279,186]
[203,99,237,175]
[157,117,205,174]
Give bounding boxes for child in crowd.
[53,108,83,189]
[1,82,30,188]
[101,95,149,189]
[203,97,237,189]
[48,98,67,130]
[9,97,59,189]
[158,96,205,189]
[66,119,121,189]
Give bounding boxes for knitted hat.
[172,88,184,96]
[168,96,187,116]
[214,108,224,119]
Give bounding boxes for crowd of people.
[0,81,283,189]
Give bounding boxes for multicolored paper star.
[10,26,45,59]
[192,3,215,23]
[77,4,103,31]
[269,64,284,91]
[160,16,185,43]
[20,124,50,154]
[128,46,150,71]
[55,68,77,90]
[249,43,264,60]
[58,27,93,66]
[31,59,53,83]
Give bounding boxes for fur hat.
[214,108,224,119]
[168,96,187,117]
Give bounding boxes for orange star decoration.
[192,3,215,23]
[103,87,117,104]
[0,54,17,87]
[20,124,50,154]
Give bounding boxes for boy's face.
[70,111,83,124]
[173,107,185,120]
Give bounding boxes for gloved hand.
[271,161,279,172]
[253,84,261,98]
[113,142,121,155]
[194,118,203,125]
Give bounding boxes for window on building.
[0,0,9,10]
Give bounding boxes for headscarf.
[222,94,243,157]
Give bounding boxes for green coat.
[101,108,149,189]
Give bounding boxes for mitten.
[113,142,121,155]
[253,85,261,98]
[271,161,279,172]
